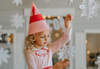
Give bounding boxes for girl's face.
[34,30,50,48]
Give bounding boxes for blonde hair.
[23,34,35,56]
[23,31,51,56]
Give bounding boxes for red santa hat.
[28,2,50,35]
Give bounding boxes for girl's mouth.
[44,42,47,44]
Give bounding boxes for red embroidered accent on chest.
[35,49,49,57]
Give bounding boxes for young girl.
[24,2,74,69]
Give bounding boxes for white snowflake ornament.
[68,0,76,6]
[68,45,76,61]
[0,47,10,66]
[95,56,100,69]
[12,0,22,6]
[57,45,69,61]
[9,13,25,29]
[79,0,100,20]
[57,44,76,61]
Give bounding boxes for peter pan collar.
[34,46,48,50]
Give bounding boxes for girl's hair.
[23,31,51,56]
[23,34,35,56]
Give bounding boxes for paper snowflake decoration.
[95,56,100,69]
[68,45,76,60]
[0,47,10,66]
[57,45,69,61]
[57,44,76,61]
[12,0,22,6]
[79,0,100,20]
[68,0,76,6]
[0,25,3,40]
[9,13,25,29]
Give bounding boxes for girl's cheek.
[40,39,44,42]
[47,38,49,41]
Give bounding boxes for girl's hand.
[53,60,69,69]
[64,14,74,28]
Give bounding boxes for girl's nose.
[45,37,47,41]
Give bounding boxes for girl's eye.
[47,35,50,37]
[41,36,44,38]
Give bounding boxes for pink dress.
[25,28,72,69]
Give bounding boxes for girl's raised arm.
[48,28,72,54]
[48,14,73,54]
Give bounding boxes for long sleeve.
[25,50,37,69]
[48,28,72,54]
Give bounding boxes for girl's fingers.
[71,16,74,20]
[61,62,70,67]
[59,60,63,63]
[69,15,74,21]
[56,60,62,64]
[66,14,74,21]
[56,61,70,69]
